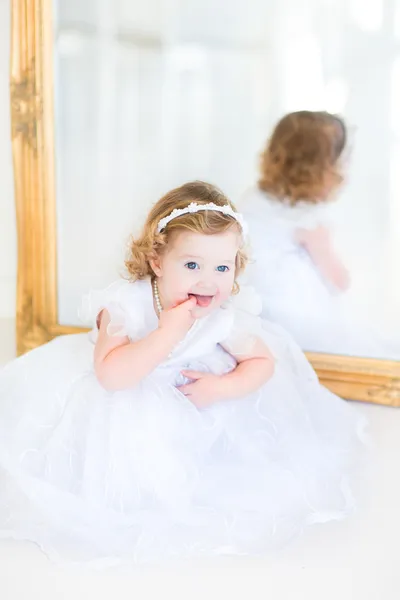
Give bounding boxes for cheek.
[218,273,235,301]
[164,266,191,298]
[166,270,183,291]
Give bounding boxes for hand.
[177,370,225,408]
[158,297,197,344]
[332,265,351,292]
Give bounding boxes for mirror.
[10,0,400,405]
[53,0,274,324]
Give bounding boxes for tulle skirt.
[0,328,366,567]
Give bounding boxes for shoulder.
[227,285,263,316]
[239,186,271,216]
[220,285,263,331]
[80,278,151,328]
[292,201,331,230]
[239,188,280,242]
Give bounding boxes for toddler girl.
[0,181,365,566]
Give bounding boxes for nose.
[196,274,217,293]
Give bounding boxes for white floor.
[0,320,399,600]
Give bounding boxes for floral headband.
[157,202,248,236]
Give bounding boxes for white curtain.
[54,0,400,342]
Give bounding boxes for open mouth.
[188,293,215,308]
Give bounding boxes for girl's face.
[151,228,240,318]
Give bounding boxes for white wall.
[0,0,17,320]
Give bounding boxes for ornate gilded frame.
[10,0,400,406]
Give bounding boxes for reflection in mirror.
[241,111,400,360]
[53,0,400,360]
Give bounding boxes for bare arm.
[94,309,177,391]
[295,225,350,291]
[180,337,275,405]
[94,296,197,392]
[217,337,275,398]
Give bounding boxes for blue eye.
[216,265,229,273]
[185,262,199,270]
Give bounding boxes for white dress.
[240,187,400,358]
[0,278,366,567]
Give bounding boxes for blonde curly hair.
[125,181,248,293]
[259,111,347,205]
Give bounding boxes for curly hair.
[258,111,347,205]
[125,181,248,293]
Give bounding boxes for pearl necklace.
[152,279,163,315]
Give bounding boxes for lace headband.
[157,202,248,236]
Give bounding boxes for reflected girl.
[241,111,399,358]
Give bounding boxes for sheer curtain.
[55,0,274,324]
[55,0,400,339]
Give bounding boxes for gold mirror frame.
[10,0,400,406]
